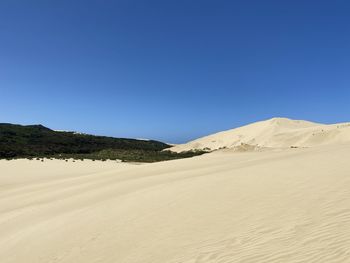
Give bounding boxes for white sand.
[0,159,127,186]
[1,119,350,262]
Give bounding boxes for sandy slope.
[169,117,350,152]
[0,159,127,186]
[1,143,350,263]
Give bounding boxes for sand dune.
[169,117,350,152]
[1,140,350,262]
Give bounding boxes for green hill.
[0,123,204,162]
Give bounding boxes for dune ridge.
[169,117,350,152]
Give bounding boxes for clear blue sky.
[1,0,349,143]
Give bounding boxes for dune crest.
[170,117,350,152]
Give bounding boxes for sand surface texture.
[1,119,350,263]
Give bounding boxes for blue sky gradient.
[1,0,349,143]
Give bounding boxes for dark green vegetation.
[0,123,206,162]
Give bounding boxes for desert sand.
[1,118,350,263]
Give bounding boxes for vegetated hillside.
[0,123,205,162]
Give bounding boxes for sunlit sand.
[1,118,350,263]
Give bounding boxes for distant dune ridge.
[170,117,350,152]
